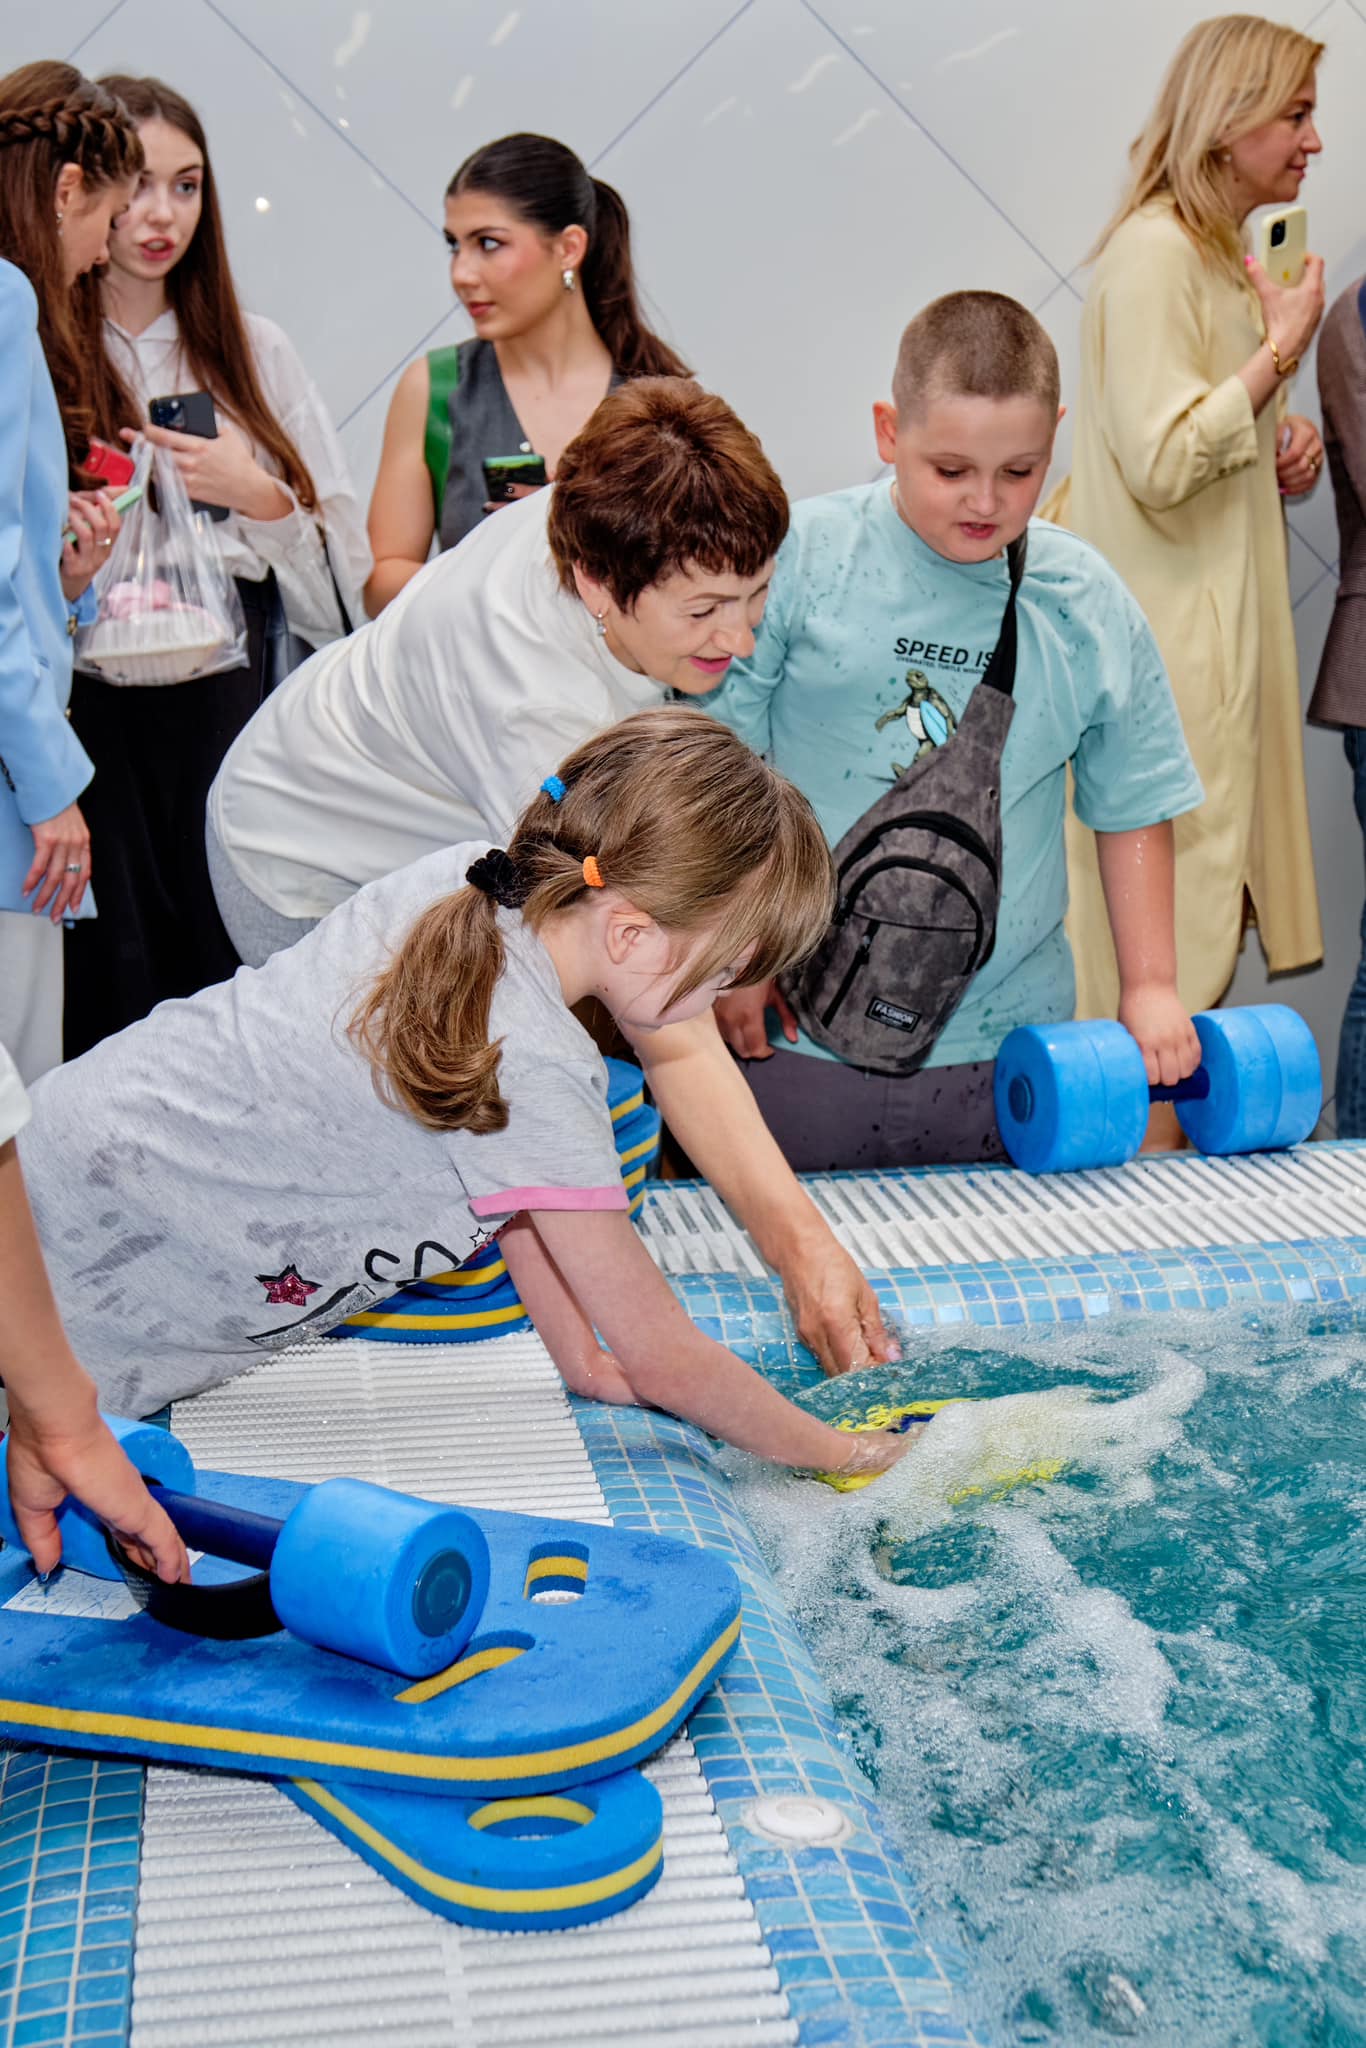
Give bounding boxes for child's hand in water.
[4,1397,189,1583]
[832,1425,920,1478]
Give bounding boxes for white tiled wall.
[12,0,1366,1106]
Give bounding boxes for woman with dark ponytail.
[365,132,688,611]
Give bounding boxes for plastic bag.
[74,436,247,685]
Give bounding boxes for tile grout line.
[197,0,441,238]
[65,0,130,62]
[798,0,1073,295]
[588,0,758,165]
[337,304,467,434]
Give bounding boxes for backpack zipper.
[820,919,881,1028]
[818,856,988,1031]
[835,809,998,892]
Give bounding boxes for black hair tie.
[465,848,530,909]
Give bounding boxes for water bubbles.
[726,1304,1366,2047]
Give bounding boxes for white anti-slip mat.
[130,1333,795,2048]
[635,1145,1366,1273]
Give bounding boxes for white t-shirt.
[0,1044,29,1148]
[208,490,666,920]
[105,310,371,648]
[20,843,627,1415]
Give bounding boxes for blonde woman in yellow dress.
[1058,15,1327,1042]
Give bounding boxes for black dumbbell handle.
[1149,1067,1211,1108]
[147,1482,282,1571]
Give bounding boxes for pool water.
[725,1307,1366,2046]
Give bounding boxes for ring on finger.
[64,863,82,873]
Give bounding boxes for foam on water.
[726,1308,1366,2046]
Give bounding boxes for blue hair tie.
[541,774,567,803]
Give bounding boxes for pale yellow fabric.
[1048,198,1322,1017]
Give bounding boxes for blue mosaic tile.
[0,1750,143,2048]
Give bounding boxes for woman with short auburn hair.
[207,374,787,964]
[208,374,893,1382]
[1057,13,1327,1049]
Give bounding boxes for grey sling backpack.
[784,533,1026,1075]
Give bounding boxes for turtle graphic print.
[875,668,957,776]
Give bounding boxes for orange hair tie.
[581,855,604,889]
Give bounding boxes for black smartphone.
[149,389,218,438]
[482,453,549,505]
[149,390,230,520]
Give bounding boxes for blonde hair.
[350,707,835,1134]
[1094,14,1322,270]
[892,292,1059,418]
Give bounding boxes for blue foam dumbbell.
[0,1424,489,1678]
[993,1003,1321,1175]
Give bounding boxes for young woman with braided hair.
[19,709,908,1485]
[60,75,371,1060]
[0,61,141,1081]
[0,63,187,1589]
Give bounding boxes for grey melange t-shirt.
[20,843,627,1415]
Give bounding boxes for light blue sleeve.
[0,273,91,825]
[1071,575,1204,834]
[697,535,799,759]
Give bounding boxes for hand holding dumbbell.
[994,1004,1321,1175]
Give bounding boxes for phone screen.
[482,454,549,504]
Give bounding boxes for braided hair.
[0,62,142,477]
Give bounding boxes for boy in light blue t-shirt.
[709,291,1205,1170]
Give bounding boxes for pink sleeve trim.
[469,1184,629,1219]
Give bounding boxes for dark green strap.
[423,345,461,515]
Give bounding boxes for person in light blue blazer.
[0,62,142,1079]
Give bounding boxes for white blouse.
[104,309,372,647]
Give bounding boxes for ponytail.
[351,707,835,1136]
[581,176,688,379]
[350,889,511,1135]
[448,133,690,381]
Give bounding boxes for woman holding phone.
[364,132,688,613]
[0,62,138,1080]
[1055,15,1327,1087]
[63,74,371,1058]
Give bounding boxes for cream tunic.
[1052,197,1321,1015]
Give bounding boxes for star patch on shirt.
[257,1262,321,1308]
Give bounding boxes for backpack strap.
[423,344,462,515]
[980,530,1028,699]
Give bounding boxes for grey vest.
[785,535,1026,1075]
[436,340,624,551]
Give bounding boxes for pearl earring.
[563,268,577,292]
[55,210,64,227]
[595,610,608,638]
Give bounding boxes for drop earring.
[595,610,608,638]
[563,267,577,292]
[55,210,64,228]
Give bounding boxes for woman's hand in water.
[4,1394,189,1582]
[831,1427,916,1478]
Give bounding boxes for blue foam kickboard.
[284,1763,665,1929]
[0,1468,741,1796]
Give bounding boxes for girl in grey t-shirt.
[24,710,908,1484]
